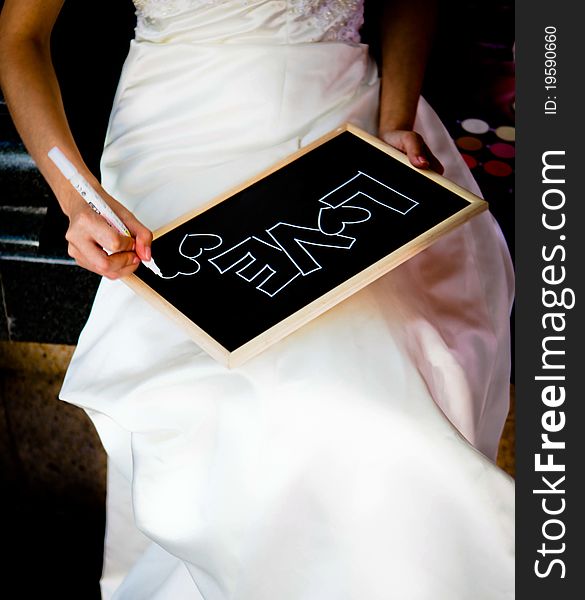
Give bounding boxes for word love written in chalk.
[129,125,484,366]
[157,172,418,296]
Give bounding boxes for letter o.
[542,188,566,210]
[542,518,565,541]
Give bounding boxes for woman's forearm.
[0,3,97,217]
[378,0,438,133]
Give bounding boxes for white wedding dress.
[60,1,515,598]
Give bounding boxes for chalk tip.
[142,257,162,277]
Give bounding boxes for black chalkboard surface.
[126,124,486,367]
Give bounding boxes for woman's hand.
[379,129,444,174]
[64,189,153,280]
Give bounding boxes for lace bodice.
[131,0,364,44]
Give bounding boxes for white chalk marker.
[48,146,162,276]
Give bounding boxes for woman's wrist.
[56,171,102,218]
[378,121,414,137]
[378,96,417,135]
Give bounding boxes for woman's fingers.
[124,212,153,262]
[68,240,140,279]
[67,205,131,250]
[380,130,445,175]
[65,203,142,278]
[399,131,429,168]
[419,142,444,175]
[93,224,135,255]
[107,197,153,262]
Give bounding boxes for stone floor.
[0,342,105,599]
[0,340,515,598]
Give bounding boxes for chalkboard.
[125,124,486,367]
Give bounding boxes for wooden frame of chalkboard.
[124,124,487,368]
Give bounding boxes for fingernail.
[417,156,429,166]
[133,256,140,265]
[145,247,152,261]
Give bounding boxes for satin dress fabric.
[60,1,515,598]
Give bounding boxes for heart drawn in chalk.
[317,204,371,235]
[180,233,223,260]
[158,233,223,279]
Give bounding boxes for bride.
[0,1,514,598]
